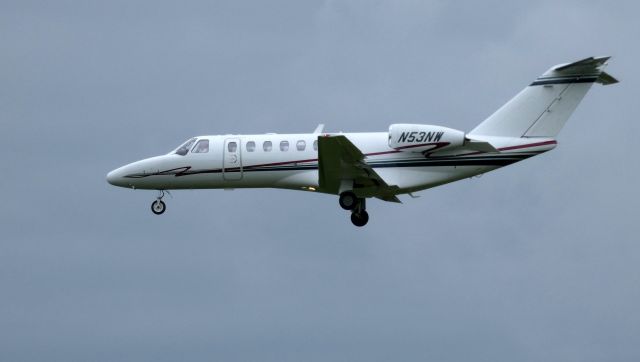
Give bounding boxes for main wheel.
[151,200,166,215]
[351,210,369,227]
[339,191,357,210]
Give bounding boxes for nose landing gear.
[151,190,168,215]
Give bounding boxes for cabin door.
[223,138,243,181]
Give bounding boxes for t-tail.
[468,56,618,138]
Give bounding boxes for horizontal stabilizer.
[555,56,610,71]
[554,56,619,85]
[597,71,619,85]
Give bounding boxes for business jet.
[107,56,617,226]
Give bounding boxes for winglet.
[313,124,325,134]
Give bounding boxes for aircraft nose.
[106,167,127,187]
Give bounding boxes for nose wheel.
[151,200,166,215]
[151,190,168,215]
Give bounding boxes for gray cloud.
[1,0,639,361]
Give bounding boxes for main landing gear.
[351,209,369,227]
[339,191,369,227]
[151,190,167,215]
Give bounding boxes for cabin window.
[246,141,256,152]
[263,141,273,152]
[313,140,318,151]
[280,140,289,151]
[192,139,209,153]
[296,140,306,151]
[227,142,237,152]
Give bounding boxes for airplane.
[107,56,617,226]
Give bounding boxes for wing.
[317,135,401,203]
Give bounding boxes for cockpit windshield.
[173,138,196,156]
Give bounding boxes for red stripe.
[245,157,318,169]
[240,140,557,169]
[395,142,449,150]
[498,140,557,151]
[365,150,400,157]
[447,140,557,158]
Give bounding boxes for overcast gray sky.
[1,1,639,361]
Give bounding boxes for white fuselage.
[105,56,615,226]
[106,132,556,195]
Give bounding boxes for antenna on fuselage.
[313,124,325,134]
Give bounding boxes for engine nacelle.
[388,124,466,153]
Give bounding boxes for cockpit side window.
[192,139,209,153]
[174,138,196,156]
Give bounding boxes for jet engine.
[388,124,466,153]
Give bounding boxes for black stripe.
[530,76,598,86]
[229,157,529,172]
[127,154,535,178]
[370,158,523,168]
[369,155,532,164]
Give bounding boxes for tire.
[351,211,369,227]
[151,200,166,215]
[339,191,357,210]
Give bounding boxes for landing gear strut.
[151,190,167,215]
[343,195,368,227]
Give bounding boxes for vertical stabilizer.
[469,57,618,138]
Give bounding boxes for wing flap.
[318,135,400,202]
